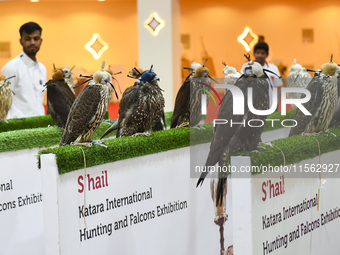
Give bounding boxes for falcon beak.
[155,76,160,81]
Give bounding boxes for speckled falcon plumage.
[329,72,340,127]
[289,56,338,136]
[197,58,270,206]
[0,74,13,121]
[60,61,113,145]
[101,66,165,138]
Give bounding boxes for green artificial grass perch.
[0,115,57,133]
[4,109,327,176]
[0,122,115,153]
[0,111,110,133]
[224,127,340,175]
[39,126,193,174]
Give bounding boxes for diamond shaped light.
[85,33,108,59]
[144,12,165,36]
[238,27,258,52]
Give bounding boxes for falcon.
[0,74,15,122]
[100,66,165,138]
[329,69,340,127]
[60,61,117,146]
[289,55,338,136]
[286,59,312,109]
[171,60,212,128]
[197,57,271,206]
[46,65,75,128]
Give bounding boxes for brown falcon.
[0,74,14,122]
[171,61,212,128]
[46,66,75,128]
[197,58,271,206]
[101,65,145,133]
[100,66,165,138]
[289,55,338,136]
[329,70,340,127]
[60,61,116,146]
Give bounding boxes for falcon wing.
[47,79,75,128]
[171,75,191,128]
[0,82,12,120]
[101,85,137,139]
[289,76,323,136]
[190,76,211,127]
[215,77,269,206]
[329,77,340,127]
[197,77,247,185]
[118,84,139,115]
[60,84,102,145]
[117,84,151,137]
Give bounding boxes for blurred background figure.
[1,21,46,119]
[253,41,283,111]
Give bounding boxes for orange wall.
[180,0,340,78]
[2,0,340,93]
[0,0,138,96]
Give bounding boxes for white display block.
[40,146,225,255]
[2,125,339,254]
[0,148,44,255]
[230,150,340,255]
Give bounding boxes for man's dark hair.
[19,22,42,37]
[254,42,269,55]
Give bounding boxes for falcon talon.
[260,141,273,147]
[325,129,337,138]
[70,142,93,147]
[176,122,190,129]
[192,124,206,131]
[131,132,151,137]
[101,119,112,124]
[257,145,266,151]
[92,140,108,148]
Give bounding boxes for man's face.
[254,49,268,65]
[19,30,42,57]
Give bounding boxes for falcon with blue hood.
[101,65,165,138]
